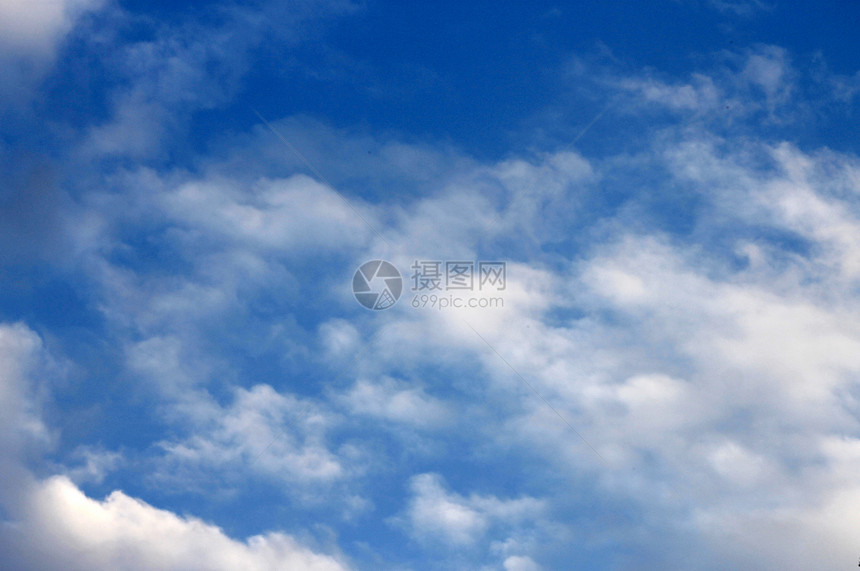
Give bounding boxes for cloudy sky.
[1,1,860,569]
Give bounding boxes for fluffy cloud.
[2,475,349,571]
[404,473,545,548]
[0,323,350,570]
[618,73,722,112]
[338,377,451,428]
[503,555,544,571]
[162,175,374,252]
[608,45,800,122]
[156,384,347,488]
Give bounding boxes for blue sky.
[2,1,860,569]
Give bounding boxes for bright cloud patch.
[5,475,349,571]
[157,384,346,485]
[404,473,545,549]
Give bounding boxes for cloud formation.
[3,2,860,569]
[0,324,350,570]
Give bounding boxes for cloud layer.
[2,1,860,570]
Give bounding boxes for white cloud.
[404,473,545,547]
[698,484,860,570]
[610,45,796,121]
[339,377,451,428]
[3,475,349,571]
[503,555,543,571]
[740,45,792,112]
[79,13,249,158]
[157,384,346,486]
[79,0,358,159]
[62,446,123,485]
[0,323,350,571]
[163,175,373,251]
[318,319,361,360]
[72,169,379,347]
[618,73,721,112]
